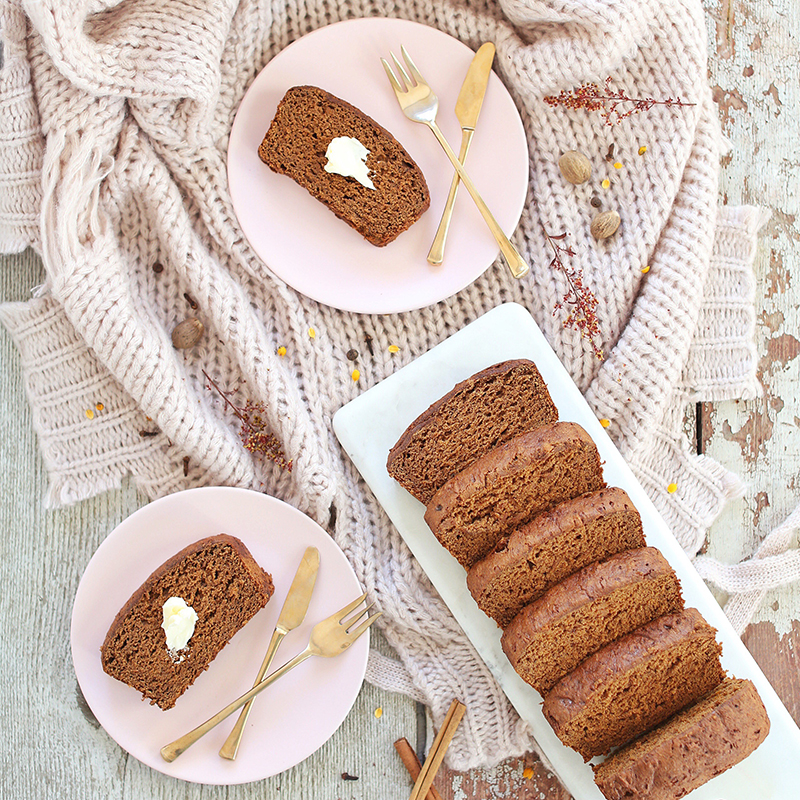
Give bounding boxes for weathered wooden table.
[2,5,798,798]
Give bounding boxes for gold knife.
[219,545,320,760]
[427,42,496,265]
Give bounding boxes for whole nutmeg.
[172,317,204,349]
[558,150,592,184]
[590,210,621,239]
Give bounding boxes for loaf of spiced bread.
[259,85,429,246]
[542,607,725,760]
[387,359,558,504]
[467,487,644,627]
[593,677,770,800]
[424,421,605,569]
[101,534,274,710]
[501,547,684,694]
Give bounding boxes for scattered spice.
[543,228,603,360]
[346,348,359,361]
[183,456,190,477]
[183,292,198,310]
[351,369,361,382]
[308,327,316,339]
[638,145,648,155]
[641,265,651,274]
[601,178,611,189]
[140,429,159,437]
[202,370,293,471]
[604,143,615,162]
[590,196,602,208]
[172,317,204,349]
[85,408,94,420]
[558,150,592,184]
[152,261,164,274]
[613,161,623,169]
[341,773,359,781]
[364,332,374,355]
[600,418,611,428]
[544,77,695,125]
[667,482,678,494]
[522,766,535,780]
[388,344,400,354]
[374,706,383,719]
[95,402,104,411]
[590,210,621,240]
[277,346,287,357]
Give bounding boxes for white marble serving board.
[333,302,800,800]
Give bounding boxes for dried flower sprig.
[543,229,604,360]
[544,77,694,125]
[202,370,293,471]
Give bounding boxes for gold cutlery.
[218,545,320,760]
[160,592,380,762]
[427,42,495,266]
[382,46,529,280]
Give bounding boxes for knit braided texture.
[0,0,773,770]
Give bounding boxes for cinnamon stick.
[408,699,466,800]
[393,738,445,800]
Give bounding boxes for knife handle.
[218,627,285,760]
[427,128,474,265]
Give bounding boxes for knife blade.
[427,42,496,265]
[219,545,320,759]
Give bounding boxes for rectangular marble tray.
[333,302,800,799]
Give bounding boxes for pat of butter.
[161,596,198,651]
[324,136,376,190]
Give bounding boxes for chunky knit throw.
[3,0,796,772]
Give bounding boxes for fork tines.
[381,45,425,93]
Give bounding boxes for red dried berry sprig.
[202,370,293,471]
[544,77,694,125]
[544,230,604,360]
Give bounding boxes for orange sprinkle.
[388,345,400,353]
[374,707,383,719]
[351,369,361,382]
[613,161,623,169]
[599,418,611,428]
[638,145,648,155]
[522,766,534,779]
[601,178,611,189]
[277,346,287,357]
[641,265,651,274]
[667,482,678,494]
[308,327,316,339]
[95,402,104,411]
[85,409,94,420]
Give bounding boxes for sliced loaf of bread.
[501,546,684,694]
[467,487,644,627]
[542,607,724,760]
[424,421,605,569]
[593,677,770,800]
[387,359,558,504]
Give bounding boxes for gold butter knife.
[218,545,320,760]
[427,42,496,265]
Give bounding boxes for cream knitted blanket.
[2,0,796,772]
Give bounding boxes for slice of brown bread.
[593,677,770,800]
[501,546,684,694]
[542,607,724,761]
[424,421,605,569]
[258,85,430,246]
[101,534,274,710]
[467,487,645,627]
[387,359,558,505]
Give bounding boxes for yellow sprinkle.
[388,345,400,354]
[613,161,623,169]
[522,766,534,779]
[95,402,104,411]
[641,265,651,274]
[308,328,316,339]
[601,178,611,189]
[599,418,611,428]
[277,346,287,357]
[85,409,94,420]
[667,482,678,494]
[352,369,361,382]
[638,145,648,155]
[374,707,383,719]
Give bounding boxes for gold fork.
[160,593,380,762]
[382,46,529,279]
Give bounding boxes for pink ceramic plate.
[227,17,529,314]
[71,487,368,784]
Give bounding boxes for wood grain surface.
[2,4,799,798]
